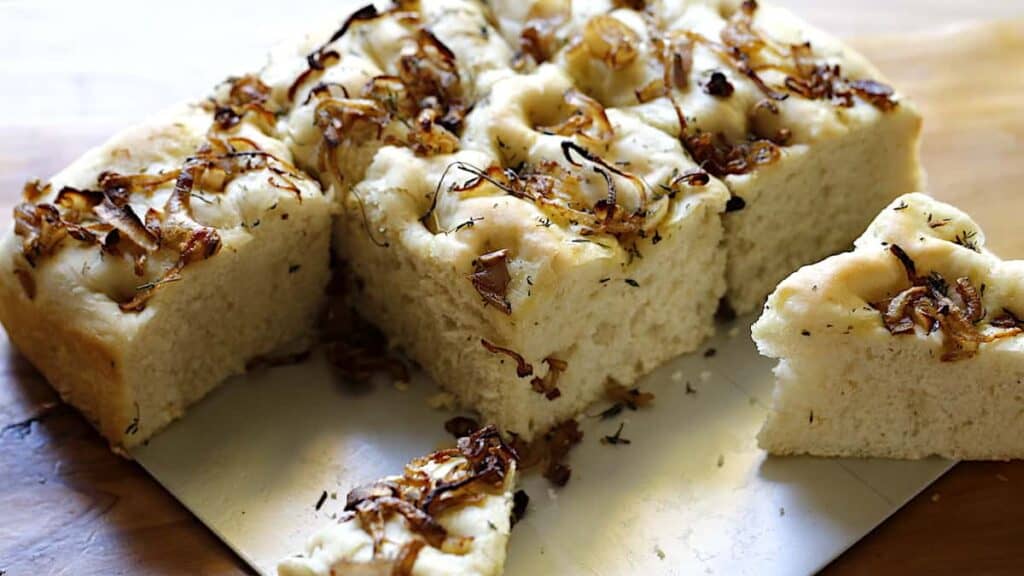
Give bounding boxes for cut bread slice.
[278,426,519,576]
[489,0,923,313]
[754,193,1024,459]
[332,63,727,440]
[0,93,332,450]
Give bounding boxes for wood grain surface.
[1,3,1023,575]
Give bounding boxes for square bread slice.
[330,63,727,440]
[278,426,518,576]
[260,3,728,439]
[489,0,923,313]
[754,193,1024,459]
[0,92,332,450]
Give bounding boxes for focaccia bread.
[754,194,1024,459]
[3,0,925,451]
[279,426,519,576]
[490,0,923,312]
[0,82,332,449]
[327,61,727,439]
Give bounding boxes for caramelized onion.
[93,197,159,252]
[470,249,513,314]
[481,339,534,377]
[536,90,614,144]
[118,226,221,312]
[579,15,639,70]
[517,1,569,69]
[530,357,567,400]
[339,425,516,562]
[872,245,1017,361]
[22,179,51,202]
[682,132,780,177]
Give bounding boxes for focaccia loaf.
[1,0,924,451]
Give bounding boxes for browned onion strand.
[481,338,534,378]
[872,244,1020,361]
[422,138,699,242]
[205,75,276,132]
[573,14,640,70]
[470,249,513,314]
[536,89,615,144]
[530,357,567,400]
[515,1,570,70]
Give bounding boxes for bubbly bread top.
[253,0,907,249]
[754,193,1024,361]
[12,0,910,321]
[10,89,322,315]
[491,0,909,180]
[279,426,518,576]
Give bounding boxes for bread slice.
[332,66,727,440]
[754,193,1024,459]
[492,0,923,313]
[0,95,332,450]
[258,3,727,439]
[278,426,519,576]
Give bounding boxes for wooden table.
[2,2,1023,574]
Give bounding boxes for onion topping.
[516,1,569,69]
[576,15,640,70]
[536,89,615,144]
[13,130,304,312]
[481,339,534,378]
[470,249,513,314]
[425,141,683,242]
[871,244,1019,361]
[340,425,516,567]
[530,357,567,400]
[683,131,780,177]
[206,75,276,132]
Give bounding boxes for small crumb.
[930,493,941,502]
[800,329,811,337]
[427,391,459,410]
[996,473,1009,483]
[703,348,717,358]
[330,492,337,499]
[685,382,697,395]
[654,545,666,560]
[717,454,724,468]
[671,370,684,382]
[700,370,712,383]
[779,506,785,516]
[394,380,410,392]
[547,488,558,501]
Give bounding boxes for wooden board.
[2,11,1024,576]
